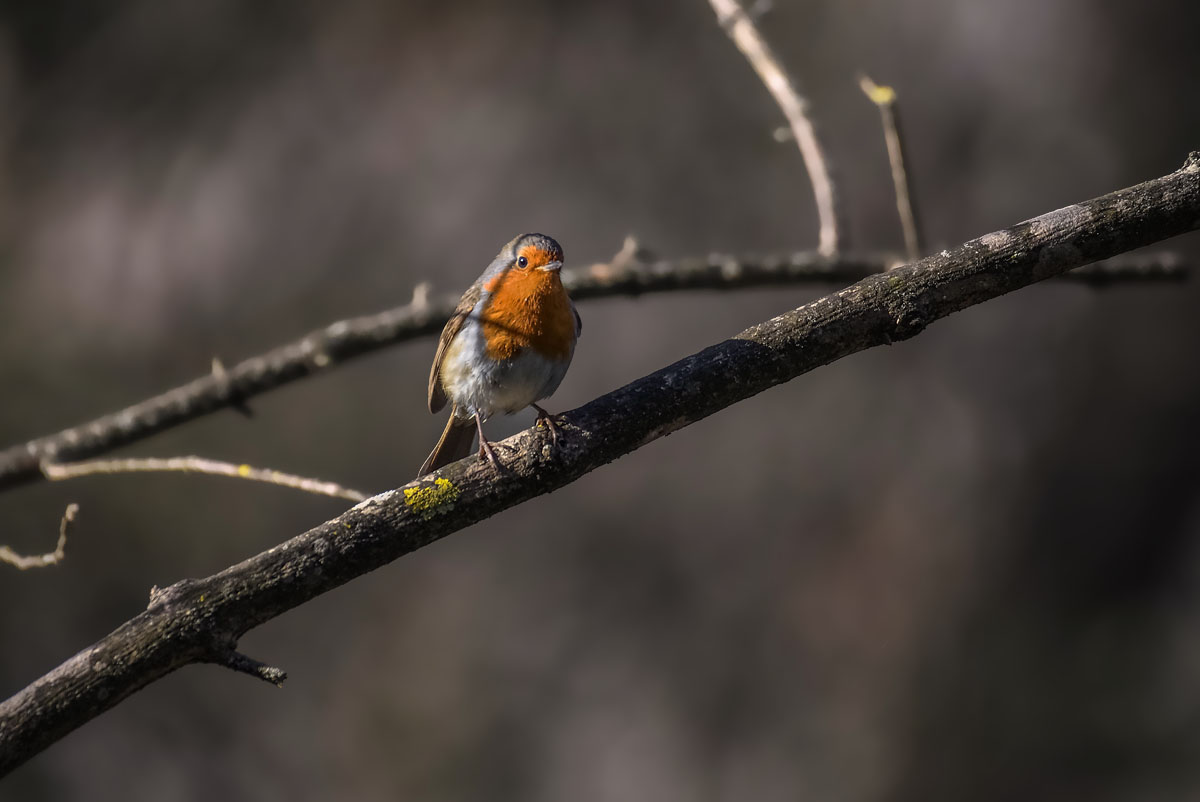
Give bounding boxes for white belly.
[439,321,572,421]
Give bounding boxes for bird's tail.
[418,408,476,476]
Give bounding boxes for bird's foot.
[477,436,506,469]
[531,404,562,447]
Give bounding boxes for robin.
[419,233,580,476]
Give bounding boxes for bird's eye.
[517,256,529,268]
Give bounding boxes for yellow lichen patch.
[403,477,460,520]
[237,464,252,477]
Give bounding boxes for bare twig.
[708,0,845,255]
[205,650,288,687]
[0,248,1186,496]
[41,457,367,502]
[410,280,433,313]
[2,153,1197,776]
[860,75,924,261]
[0,504,79,570]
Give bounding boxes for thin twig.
[708,0,845,255]
[1,153,1197,776]
[0,249,1186,495]
[40,457,367,502]
[860,75,923,261]
[0,504,79,570]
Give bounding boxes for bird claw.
[532,405,562,447]
[474,407,564,471]
[478,436,519,471]
[477,437,503,469]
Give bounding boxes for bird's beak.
[538,260,564,272]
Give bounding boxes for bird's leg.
[531,403,561,446]
[474,411,503,468]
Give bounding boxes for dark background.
[2,1,1199,799]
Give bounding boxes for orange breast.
[481,268,576,362]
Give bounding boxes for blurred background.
[2,0,1199,799]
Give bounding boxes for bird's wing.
[428,282,483,414]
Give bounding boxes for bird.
[419,233,580,476]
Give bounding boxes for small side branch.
[0,504,79,570]
[207,649,288,687]
[41,457,367,502]
[860,75,924,261]
[708,0,845,255]
[211,357,254,417]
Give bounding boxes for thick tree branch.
[0,249,1183,496]
[2,154,1197,776]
